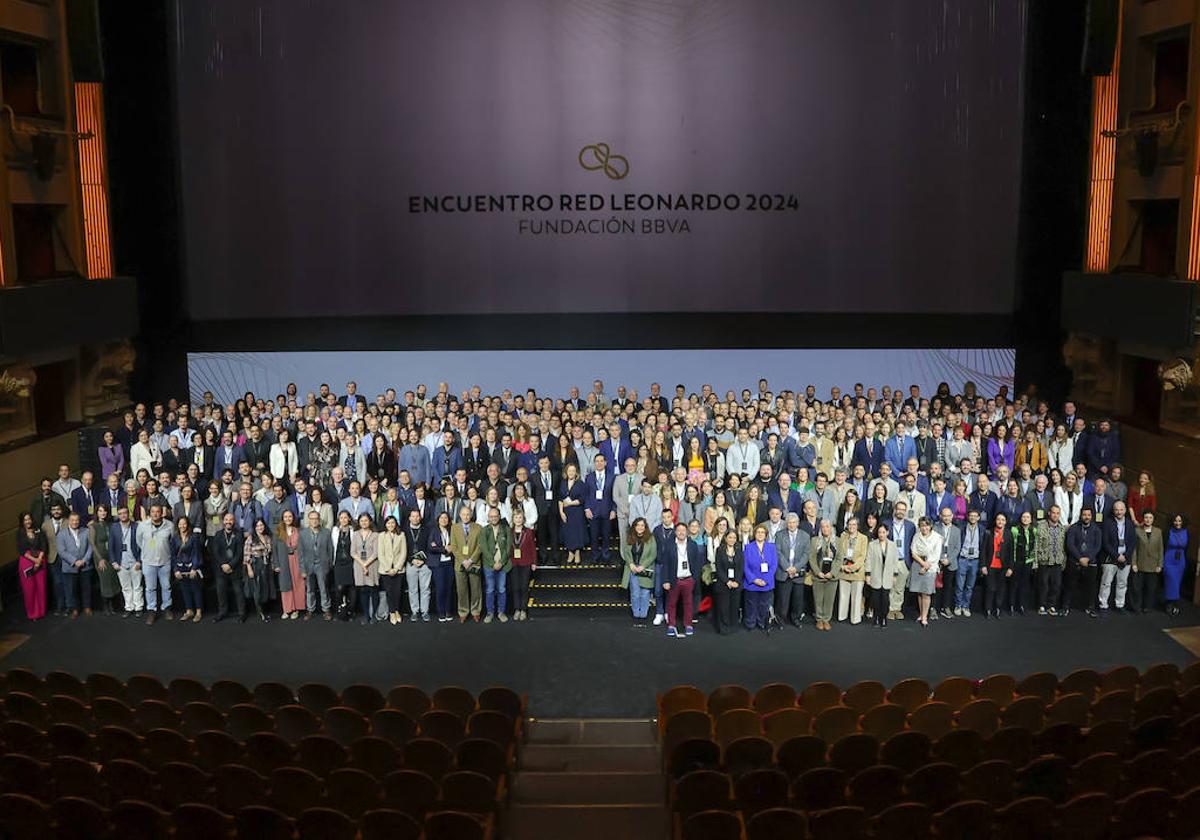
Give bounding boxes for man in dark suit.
[208,513,246,622]
[242,427,270,479]
[70,472,98,527]
[968,476,998,529]
[298,509,334,619]
[584,454,616,562]
[30,478,67,527]
[191,434,215,484]
[852,433,884,479]
[493,432,519,482]
[651,508,676,626]
[324,467,351,507]
[531,455,558,564]
[100,473,127,516]
[1083,477,1113,526]
[213,431,246,480]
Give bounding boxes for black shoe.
[359,617,369,626]
[993,610,1001,620]
[880,618,887,628]
[1060,608,1070,617]
[238,614,248,624]
[1085,608,1098,618]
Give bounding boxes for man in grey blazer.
[299,510,334,620]
[774,513,810,628]
[612,457,640,553]
[933,507,961,619]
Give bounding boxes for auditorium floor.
[1,605,1197,717]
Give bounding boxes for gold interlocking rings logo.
[578,142,630,180]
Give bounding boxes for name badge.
[545,490,553,500]
[846,545,854,557]
[727,568,735,579]
[595,490,604,500]
[741,461,748,471]
[1036,509,1044,519]
[1096,513,1104,522]
[513,549,521,559]
[760,562,769,573]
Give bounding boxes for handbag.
[935,570,944,589]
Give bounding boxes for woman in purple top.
[98,430,125,481]
[742,524,778,633]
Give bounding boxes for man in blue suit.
[584,454,616,562]
[884,499,917,619]
[598,423,631,479]
[58,511,95,617]
[768,472,804,518]
[213,431,246,480]
[1083,476,1114,525]
[884,422,918,478]
[852,431,884,478]
[432,431,464,485]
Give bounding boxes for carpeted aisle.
[1,606,1196,716]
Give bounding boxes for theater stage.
[1,607,1195,717]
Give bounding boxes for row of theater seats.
[659,664,1200,839]
[0,670,526,840]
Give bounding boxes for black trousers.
[983,569,1007,613]
[773,576,803,623]
[936,566,956,612]
[213,568,246,617]
[1038,565,1063,610]
[1063,563,1097,611]
[336,584,355,619]
[536,510,559,562]
[1133,571,1158,612]
[869,586,888,626]
[712,583,739,634]
[382,573,406,614]
[510,566,532,611]
[1008,564,1032,612]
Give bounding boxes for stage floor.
[1,606,1196,717]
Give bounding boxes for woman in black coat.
[863,483,893,526]
[366,436,397,487]
[712,529,743,634]
[979,512,1013,619]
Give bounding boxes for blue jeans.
[629,578,652,618]
[955,558,979,609]
[143,564,172,612]
[484,566,507,616]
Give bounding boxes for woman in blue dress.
[1164,514,1189,616]
[559,462,587,565]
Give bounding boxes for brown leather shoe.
[69,609,79,619]
[458,616,467,624]
[473,615,482,623]
[323,611,333,621]
[303,612,312,621]
[83,608,93,617]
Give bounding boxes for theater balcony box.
[1060,271,1197,353]
[0,276,138,356]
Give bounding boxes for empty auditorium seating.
[0,670,523,840]
[660,661,1200,839]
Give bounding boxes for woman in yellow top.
[378,515,408,625]
[685,436,706,487]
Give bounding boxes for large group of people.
[12,377,1193,637]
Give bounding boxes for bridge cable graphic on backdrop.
[578,142,629,180]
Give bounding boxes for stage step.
[529,561,627,611]
[526,718,657,745]
[508,718,665,840]
[519,742,661,772]
[507,803,667,840]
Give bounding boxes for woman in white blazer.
[1053,471,1084,526]
[269,428,299,482]
[1047,424,1075,476]
[864,523,900,628]
[501,483,539,528]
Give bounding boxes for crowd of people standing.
[11,377,1193,636]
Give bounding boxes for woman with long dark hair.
[1164,514,1189,616]
[243,517,276,622]
[712,529,742,634]
[621,516,657,623]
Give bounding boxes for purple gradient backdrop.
[174,0,1026,318]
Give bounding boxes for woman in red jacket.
[1128,471,1157,522]
[509,508,537,621]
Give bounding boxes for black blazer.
[366,449,397,486]
[863,498,893,525]
[982,527,1013,572]
[714,543,743,588]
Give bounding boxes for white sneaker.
[963,608,971,617]
[653,614,664,626]
[954,607,963,617]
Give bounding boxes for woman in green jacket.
[621,517,657,622]
[1008,510,1037,615]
